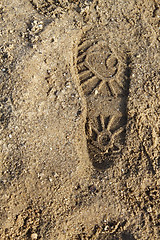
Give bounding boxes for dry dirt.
[0,0,160,239]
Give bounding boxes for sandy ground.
[0,0,160,239]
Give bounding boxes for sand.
[0,0,160,239]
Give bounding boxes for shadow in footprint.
[121,231,136,240]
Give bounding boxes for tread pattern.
[77,40,125,97]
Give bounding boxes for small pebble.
[31,233,38,239]
[95,90,98,95]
